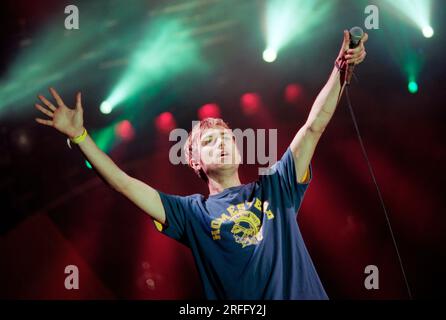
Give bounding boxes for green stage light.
[85,160,93,169]
[383,0,433,38]
[90,124,118,154]
[0,1,147,117]
[408,81,418,94]
[105,18,203,111]
[264,0,332,57]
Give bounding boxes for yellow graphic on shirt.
[210,198,275,248]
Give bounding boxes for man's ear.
[189,158,201,171]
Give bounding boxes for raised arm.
[290,30,368,183]
[35,88,166,224]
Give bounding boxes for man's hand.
[35,88,84,139]
[290,30,369,183]
[34,87,167,224]
[337,29,368,66]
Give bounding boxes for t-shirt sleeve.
[153,191,192,245]
[262,147,312,214]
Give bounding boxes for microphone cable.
[336,71,413,299]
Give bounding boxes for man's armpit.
[298,166,310,184]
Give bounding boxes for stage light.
[241,93,261,115]
[284,83,302,104]
[408,81,418,94]
[90,124,119,153]
[11,129,33,154]
[105,19,203,112]
[198,103,221,120]
[155,112,176,134]
[263,0,332,59]
[422,26,434,38]
[383,0,433,38]
[85,160,92,169]
[262,49,277,63]
[116,120,135,141]
[0,1,152,116]
[100,101,112,114]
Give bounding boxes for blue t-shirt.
[154,148,328,300]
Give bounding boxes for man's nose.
[218,136,225,149]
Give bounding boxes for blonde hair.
[184,118,231,181]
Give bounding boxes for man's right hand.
[34,87,167,225]
[35,87,85,139]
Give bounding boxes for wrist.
[70,128,88,145]
[334,56,347,73]
[69,127,85,140]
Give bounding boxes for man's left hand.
[338,30,368,65]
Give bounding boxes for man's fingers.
[347,51,367,65]
[35,103,54,118]
[347,47,362,54]
[38,95,57,112]
[357,51,367,64]
[361,33,369,44]
[76,92,83,111]
[347,43,366,56]
[354,51,367,64]
[342,30,367,64]
[35,118,54,126]
[49,87,65,108]
[342,29,350,50]
[347,46,362,55]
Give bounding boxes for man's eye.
[202,137,212,145]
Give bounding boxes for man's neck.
[207,172,241,196]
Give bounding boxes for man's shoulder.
[158,190,204,204]
[179,192,205,203]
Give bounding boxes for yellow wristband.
[70,128,88,144]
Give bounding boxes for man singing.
[34,30,367,299]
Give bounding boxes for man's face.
[196,127,241,174]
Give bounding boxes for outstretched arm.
[290,30,368,183]
[35,88,167,224]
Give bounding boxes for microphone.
[346,26,364,85]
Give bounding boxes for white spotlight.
[263,49,277,63]
[100,101,112,114]
[422,26,434,38]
